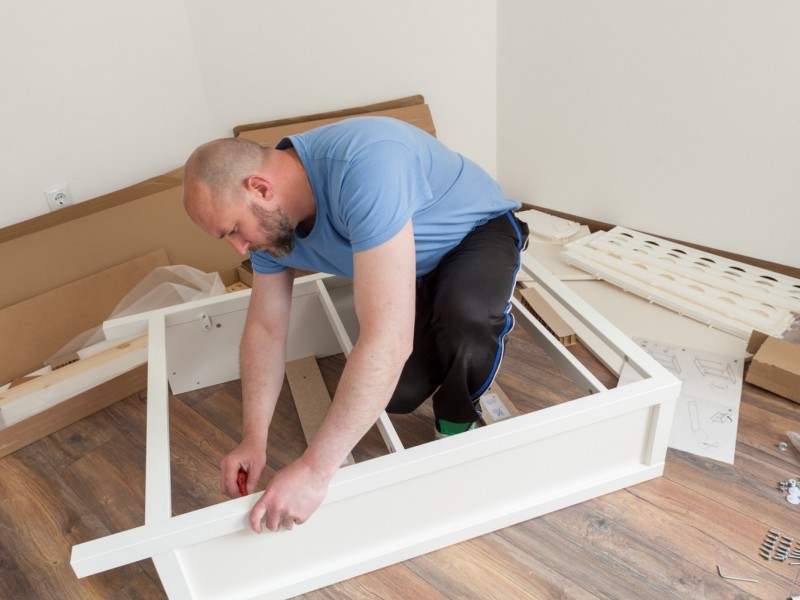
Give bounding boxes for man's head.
[182,138,299,258]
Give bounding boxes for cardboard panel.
[745,331,800,403]
[0,182,240,309]
[285,356,355,465]
[0,249,168,384]
[236,104,436,148]
[233,94,426,136]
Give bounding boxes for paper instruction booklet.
[619,337,745,464]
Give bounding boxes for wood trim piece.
[0,365,147,459]
[0,335,148,429]
[519,287,577,346]
[519,279,625,376]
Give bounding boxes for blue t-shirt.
[250,117,519,278]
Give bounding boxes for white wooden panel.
[165,307,247,394]
[161,280,344,395]
[102,291,252,341]
[145,316,171,523]
[153,553,194,600]
[160,401,668,599]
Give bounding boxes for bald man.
[183,116,528,533]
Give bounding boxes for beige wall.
[5,1,795,266]
[0,0,497,229]
[497,1,800,266]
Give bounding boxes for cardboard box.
[219,261,253,292]
[745,331,800,404]
[0,249,169,385]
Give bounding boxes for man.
[182,116,528,534]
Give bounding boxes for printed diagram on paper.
[620,338,744,464]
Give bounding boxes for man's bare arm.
[219,268,294,497]
[249,221,416,531]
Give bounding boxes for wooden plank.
[0,335,149,429]
[144,317,171,524]
[0,249,167,384]
[528,493,772,599]
[519,287,577,346]
[237,104,436,149]
[285,356,355,466]
[0,365,147,459]
[301,563,450,600]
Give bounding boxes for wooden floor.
[2,310,800,599]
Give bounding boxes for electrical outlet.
[44,184,74,211]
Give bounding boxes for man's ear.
[245,175,271,200]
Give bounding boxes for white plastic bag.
[45,265,225,365]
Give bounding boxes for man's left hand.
[248,455,331,532]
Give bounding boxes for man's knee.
[386,387,427,414]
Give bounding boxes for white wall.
[497,1,800,267]
[9,2,792,266]
[1,1,497,229]
[183,0,497,167]
[0,0,213,227]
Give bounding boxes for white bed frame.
[70,255,680,599]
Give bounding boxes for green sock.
[436,419,477,436]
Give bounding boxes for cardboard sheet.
[0,249,169,384]
[746,332,800,403]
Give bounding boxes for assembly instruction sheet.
[619,337,745,464]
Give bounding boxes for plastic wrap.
[45,265,225,365]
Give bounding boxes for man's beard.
[249,202,295,258]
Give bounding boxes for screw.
[780,442,789,451]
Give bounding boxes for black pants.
[387,211,529,424]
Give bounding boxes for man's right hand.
[220,441,267,498]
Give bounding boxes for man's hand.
[249,456,331,532]
[220,441,267,498]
